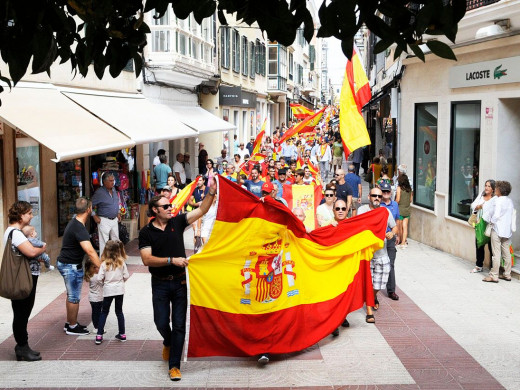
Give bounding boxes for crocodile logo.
[494,65,507,79]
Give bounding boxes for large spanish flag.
[290,103,314,119]
[282,183,323,230]
[279,107,326,144]
[187,176,388,357]
[340,46,372,155]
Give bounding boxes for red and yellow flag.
[252,120,267,155]
[187,177,388,357]
[170,177,199,216]
[340,46,372,156]
[279,107,326,144]
[282,183,323,230]
[290,103,314,119]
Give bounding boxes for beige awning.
[0,84,135,162]
[62,90,199,143]
[168,106,236,134]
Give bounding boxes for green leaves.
[426,40,456,61]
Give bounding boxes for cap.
[379,181,391,191]
[262,182,274,193]
[161,186,173,192]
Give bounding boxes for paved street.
[1,226,519,389]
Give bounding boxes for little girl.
[95,240,129,345]
[84,259,103,331]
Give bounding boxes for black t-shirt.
[57,218,91,264]
[138,214,189,277]
[336,182,353,202]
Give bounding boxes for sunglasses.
[156,204,173,210]
[335,207,347,211]
[370,194,383,199]
[325,194,334,197]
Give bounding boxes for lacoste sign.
[449,56,520,88]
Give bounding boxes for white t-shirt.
[3,227,28,248]
[184,162,192,180]
[173,161,186,184]
[153,155,161,167]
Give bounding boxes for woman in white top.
[3,201,46,362]
[483,181,514,282]
[470,179,495,273]
[316,188,336,227]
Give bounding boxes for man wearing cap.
[245,168,264,197]
[272,169,290,198]
[160,186,174,203]
[246,137,255,156]
[380,181,400,301]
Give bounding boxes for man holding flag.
[138,178,217,382]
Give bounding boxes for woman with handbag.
[2,201,47,361]
[470,180,495,273]
[482,181,514,283]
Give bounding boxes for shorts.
[398,215,410,220]
[351,200,360,210]
[57,261,84,304]
[333,156,342,166]
[370,255,390,290]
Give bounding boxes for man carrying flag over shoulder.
[340,46,372,158]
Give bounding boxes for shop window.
[449,101,481,219]
[414,103,438,210]
[16,138,42,237]
[57,159,85,236]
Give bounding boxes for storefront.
[399,35,520,269]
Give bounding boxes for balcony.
[466,0,501,11]
[268,76,287,93]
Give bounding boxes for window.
[249,42,255,78]
[289,52,294,80]
[414,103,438,210]
[268,46,278,75]
[152,30,170,52]
[279,46,287,79]
[178,32,187,55]
[449,102,481,219]
[242,36,248,76]
[255,39,261,75]
[152,11,170,25]
[232,29,240,73]
[221,27,230,68]
[260,43,266,75]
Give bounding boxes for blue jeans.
[57,261,84,304]
[97,295,125,335]
[151,276,187,370]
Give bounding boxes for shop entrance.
[497,98,520,270]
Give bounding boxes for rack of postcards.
[57,158,84,236]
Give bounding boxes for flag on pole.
[170,177,199,216]
[340,46,372,156]
[252,119,267,155]
[290,103,315,119]
[187,176,388,357]
[279,107,326,144]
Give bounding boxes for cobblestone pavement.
[1,208,519,389]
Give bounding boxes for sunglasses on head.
[156,204,173,210]
[370,194,383,199]
[335,207,347,211]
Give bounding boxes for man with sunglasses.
[334,169,353,213]
[380,182,400,301]
[138,178,217,381]
[356,188,397,324]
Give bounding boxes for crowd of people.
[3,119,516,383]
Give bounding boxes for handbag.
[468,213,478,227]
[484,223,492,237]
[475,218,490,248]
[364,169,373,183]
[0,229,33,300]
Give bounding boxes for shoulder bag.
[0,229,33,300]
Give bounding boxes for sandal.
[373,298,379,311]
[366,314,375,323]
[470,266,483,273]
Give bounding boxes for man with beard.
[245,168,264,197]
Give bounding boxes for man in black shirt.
[57,197,100,336]
[139,178,217,381]
[334,168,353,212]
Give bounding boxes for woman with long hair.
[395,174,413,249]
[470,180,495,273]
[3,201,46,361]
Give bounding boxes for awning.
[62,90,198,143]
[0,84,135,162]
[168,106,236,134]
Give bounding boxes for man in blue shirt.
[380,181,400,301]
[92,172,120,254]
[272,169,290,198]
[281,139,298,164]
[345,164,362,217]
[245,168,264,197]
